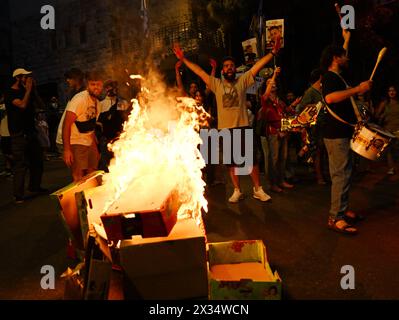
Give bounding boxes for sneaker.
[228,188,244,203]
[14,197,24,204]
[387,168,395,175]
[271,185,283,193]
[280,181,294,189]
[253,186,272,202]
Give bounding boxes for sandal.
[328,219,357,235]
[344,210,365,224]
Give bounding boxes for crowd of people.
[0,67,131,202]
[0,27,398,236]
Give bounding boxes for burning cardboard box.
[119,218,208,300]
[208,240,282,300]
[81,176,180,245]
[51,171,104,252]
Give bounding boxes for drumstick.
[370,47,387,81]
[334,3,342,20]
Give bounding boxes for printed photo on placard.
[242,38,258,66]
[266,19,285,49]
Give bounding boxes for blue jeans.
[324,138,353,220]
[267,134,288,186]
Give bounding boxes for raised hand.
[209,58,217,69]
[357,80,373,94]
[175,60,183,71]
[173,43,185,60]
[25,77,33,92]
[342,28,351,42]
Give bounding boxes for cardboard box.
[208,240,282,300]
[51,171,104,251]
[119,218,208,300]
[105,182,180,239]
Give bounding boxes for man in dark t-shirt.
[320,44,372,235]
[5,68,45,203]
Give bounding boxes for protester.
[62,70,103,182]
[0,93,12,177]
[320,29,372,235]
[56,68,86,155]
[173,38,282,203]
[375,85,399,175]
[5,68,47,203]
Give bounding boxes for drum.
[351,122,396,160]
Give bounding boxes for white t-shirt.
[65,90,100,146]
[56,109,66,145]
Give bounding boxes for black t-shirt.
[321,71,356,139]
[5,87,36,135]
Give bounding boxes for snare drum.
[351,122,396,160]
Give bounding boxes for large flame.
[101,72,208,224]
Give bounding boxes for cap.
[12,68,32,78]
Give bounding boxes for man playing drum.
[320,30,373,235]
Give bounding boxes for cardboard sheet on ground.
[208,240,282,300]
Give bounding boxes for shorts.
[71,144,99,171]
[221,127,258,167]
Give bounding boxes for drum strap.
[333,72,363,122]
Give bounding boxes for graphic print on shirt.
[85,105,97,121]
[222,85,239,109]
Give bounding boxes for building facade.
[10,0,224,105]
[0,0,12,94]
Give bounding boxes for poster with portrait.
[242,38,258,66]
[266,19,285,49]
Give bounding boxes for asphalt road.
[0,156,398,300]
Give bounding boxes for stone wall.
[10,0,221,104]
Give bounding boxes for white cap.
[12,68,32,78]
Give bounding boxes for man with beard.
[5,68,47,203]
[63,70,103,182]
[173,40,281,203]
[56,68,86,155]
[320,31,372,235]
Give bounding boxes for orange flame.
[101,73,208,225]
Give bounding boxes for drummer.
[320,29,373,235]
